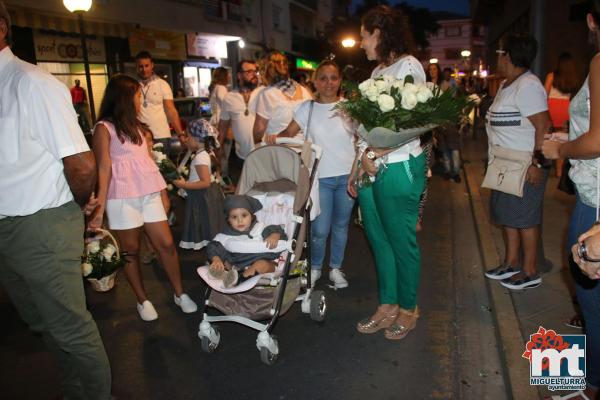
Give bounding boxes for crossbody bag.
[481,145,532,197]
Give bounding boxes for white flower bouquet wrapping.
[81,229,126,292]
[152,143,181,195]
[338,75,472,149]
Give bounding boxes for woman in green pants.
[348,5,427,340]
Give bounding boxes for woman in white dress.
[351,5,427,341]
[253,51,312,143]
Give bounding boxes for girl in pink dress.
[89,74,197,321]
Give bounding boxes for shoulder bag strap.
[305,100,314,142]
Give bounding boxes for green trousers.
[0,202,111,400]
[358,154,426,309]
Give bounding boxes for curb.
[463,163,540,400]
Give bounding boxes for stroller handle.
[274,137,323,160]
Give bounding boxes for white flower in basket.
[82,229,125,292]
[87,240,100,254]
[101,243,116,260]
[81,262,93,277]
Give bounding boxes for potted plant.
[81,229,125,292]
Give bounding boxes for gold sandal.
[384,306,419,340]
[356,306,399,334]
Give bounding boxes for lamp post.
[63,0,96,123]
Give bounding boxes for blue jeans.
[567,196,600,390]
[311,174,355,270]
[441,149,461,176]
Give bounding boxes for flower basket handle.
[93,228,121,261]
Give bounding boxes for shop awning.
[8,6,132,38]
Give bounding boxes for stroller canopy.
[236,144,313,216]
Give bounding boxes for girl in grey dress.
[173,119,225,249]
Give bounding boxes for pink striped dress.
[97,120,166,199]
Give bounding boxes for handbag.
[481,145,532,197]
[557,159,575,195]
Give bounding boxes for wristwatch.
[365,147,376,161]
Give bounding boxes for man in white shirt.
[0,3,111,398]
[135,51,186,152]
[218,59,263,181]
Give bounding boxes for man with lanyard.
[136,51,186,229]
[218,59,263,182]
[135,51,187,152]
[0,2,111,398]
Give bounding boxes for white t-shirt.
[220,87,264,159]
[255,85,312,137]
[138,75,173,140]
[209,84,228,126]
[486,72,548,152]
[368,55,426,162]
[0,47,90,217]
[188,151,211,182]
[294,100,356,178]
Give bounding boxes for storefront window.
[182,66,213,98]
[37,62,108,118]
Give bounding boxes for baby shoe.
[208,264,226,280]
[223,269,239,288]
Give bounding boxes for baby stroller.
[196,138,326,365]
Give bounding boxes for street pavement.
[1,135,579,400]
[462,135,579,400]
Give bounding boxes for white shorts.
[106,192,167,230]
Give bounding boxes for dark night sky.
[352,0,470,16]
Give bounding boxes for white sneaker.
[137,300,158,321]
[174,293,197,313]
[310,269,322,287]
[329,268,348,289]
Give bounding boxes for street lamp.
[341,38,356,48]
[429,58,438,64]
[460,49,471,58]
[63,0,96,123]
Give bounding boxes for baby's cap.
[224,195,263,215]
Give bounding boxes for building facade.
[471,0,590,80]
[425,15,486,74]
[5,0,332,113]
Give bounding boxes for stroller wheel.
[199,325,220,353]
[260,343,279,365]
[257,332,279,365]
[309,290,327,322]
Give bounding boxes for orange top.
[547,97,570,129]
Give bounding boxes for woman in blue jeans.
[542,2,600,398]
[271,60,356,288]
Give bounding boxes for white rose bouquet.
[81,230,125,290]
[338,75,472,149]
[152,143,181,195]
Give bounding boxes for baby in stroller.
[206,194,288,288]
